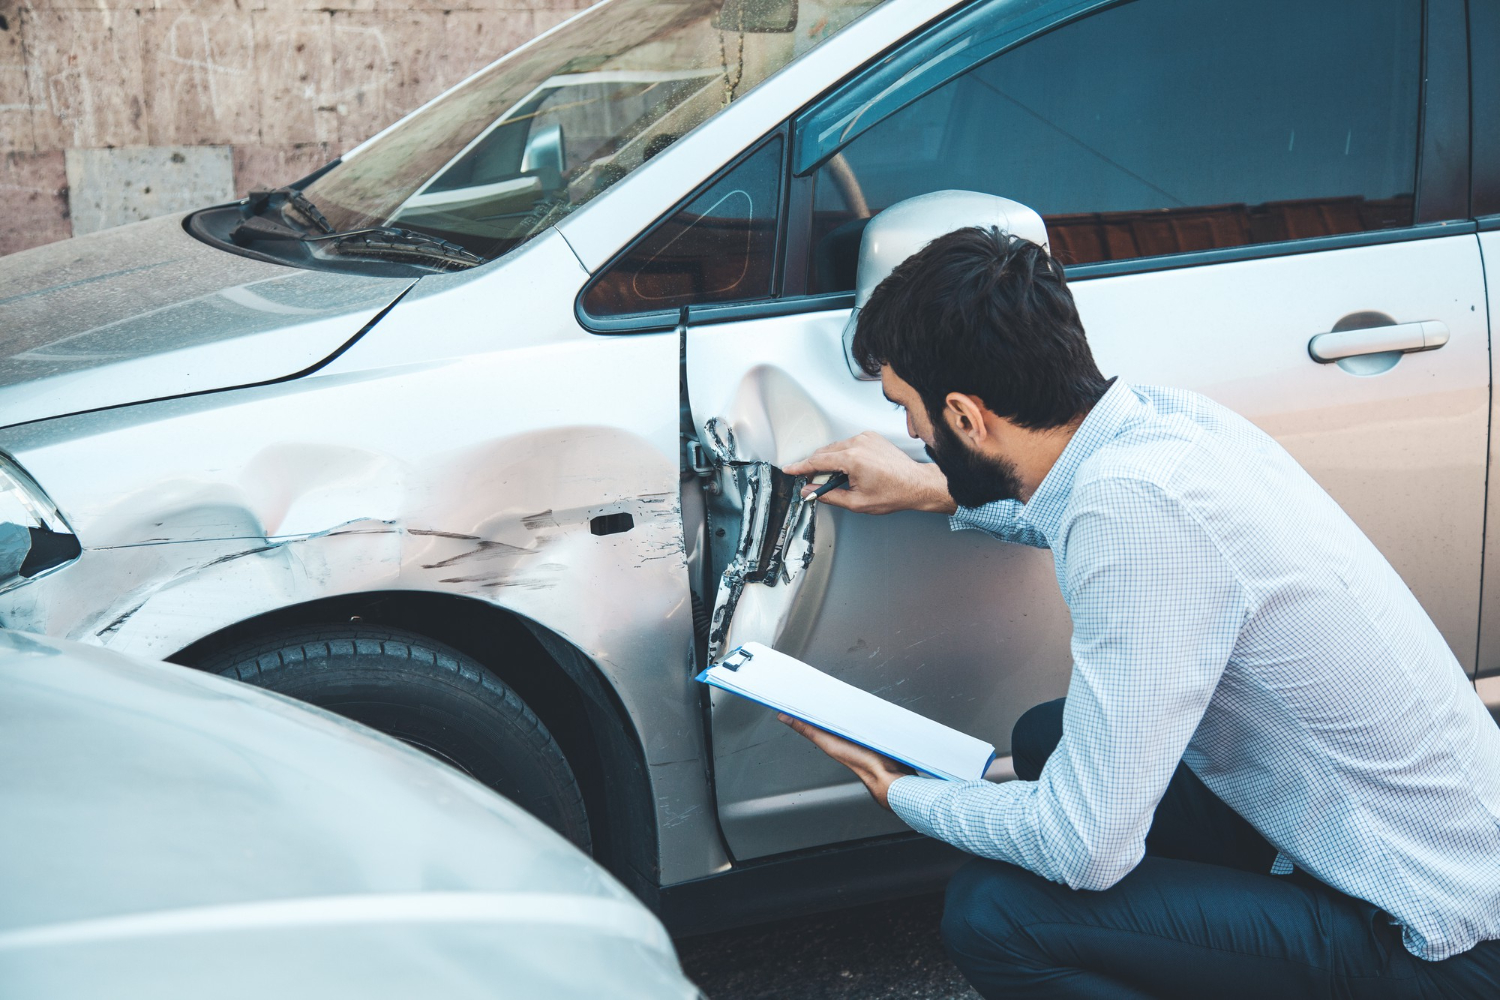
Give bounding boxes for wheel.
[199,623,591,852]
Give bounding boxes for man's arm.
[810,478,1250,890]
[784,433,1054,548]
[784,432,956,515]
[784,432,1053,547]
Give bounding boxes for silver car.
[0,0,1496,930]
[0,629,699,998]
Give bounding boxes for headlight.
[0,454,80,591]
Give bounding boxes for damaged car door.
[682,267,1071,863]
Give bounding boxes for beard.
[925,416,1025,509]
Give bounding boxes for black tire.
[199,624,591,852]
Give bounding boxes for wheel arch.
[169,589,662,905]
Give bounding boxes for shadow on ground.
[676,892,981,1000]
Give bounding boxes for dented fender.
[0,230,727,885]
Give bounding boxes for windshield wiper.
[244,186,334,234]
[307,227,487,271]
[233,188,486,271]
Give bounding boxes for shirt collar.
[1020,377,1138,543]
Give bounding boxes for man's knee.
[1010,699,1065,781]
[941,861,993,959]
[941,859,1037,961]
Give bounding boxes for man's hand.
[779,713,915,809]
[784,432,957,515]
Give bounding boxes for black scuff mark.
[421,539,531,569]
[200,544,278,569]
[438,572,555,591]
[521,509,559,530]
[636,491,675,505]
[409,529,482,540]
[438,573,509,585]
[96,601,148,637]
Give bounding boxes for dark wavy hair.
[851,227,1109,430]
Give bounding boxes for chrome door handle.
[1308,321,1449,363]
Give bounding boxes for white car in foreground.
[0,629,699,999]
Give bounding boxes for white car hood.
[0,631,694,999]
[0,214,413,428]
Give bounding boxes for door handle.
[1307,321,1449,363]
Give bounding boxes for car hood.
[0,631,695,999]
[0,214,414,428]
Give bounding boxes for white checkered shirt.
[887,379,1500,960]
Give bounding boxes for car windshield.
[300,0,882,263]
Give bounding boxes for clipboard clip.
[720,646,754,672]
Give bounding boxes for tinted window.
[808,0,1421,290]
[1472,0,1500,217]
[583,136,784,317]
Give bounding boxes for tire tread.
[197,624,590,852]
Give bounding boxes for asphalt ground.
[675,892,981,1000]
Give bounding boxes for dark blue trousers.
[941,699,1500,999]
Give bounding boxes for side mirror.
[0,457,81,591]
[521,123,567,192]
[843,191,1051,380]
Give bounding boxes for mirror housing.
[844,190,1051,379]
[521,123,567,192]
[853,191,1050,311]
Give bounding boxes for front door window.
[806,0,1423,291]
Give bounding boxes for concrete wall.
[0,0,589,256]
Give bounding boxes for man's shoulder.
[1067,384,1284,523]
[1127,384,1264,442]
[1082,385,1273,483]
[1069,406,1195,500]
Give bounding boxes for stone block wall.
[0,0,589,256]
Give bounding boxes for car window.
[1472,0,1500,218]
[806,0,1422,291]
[582,135,784,318]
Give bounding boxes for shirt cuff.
[886,774,952,838]
[948,500,1024,534]
[948,508,990,533]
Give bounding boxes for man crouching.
[783,227,1500,999]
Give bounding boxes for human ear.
[945,393,988,443]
